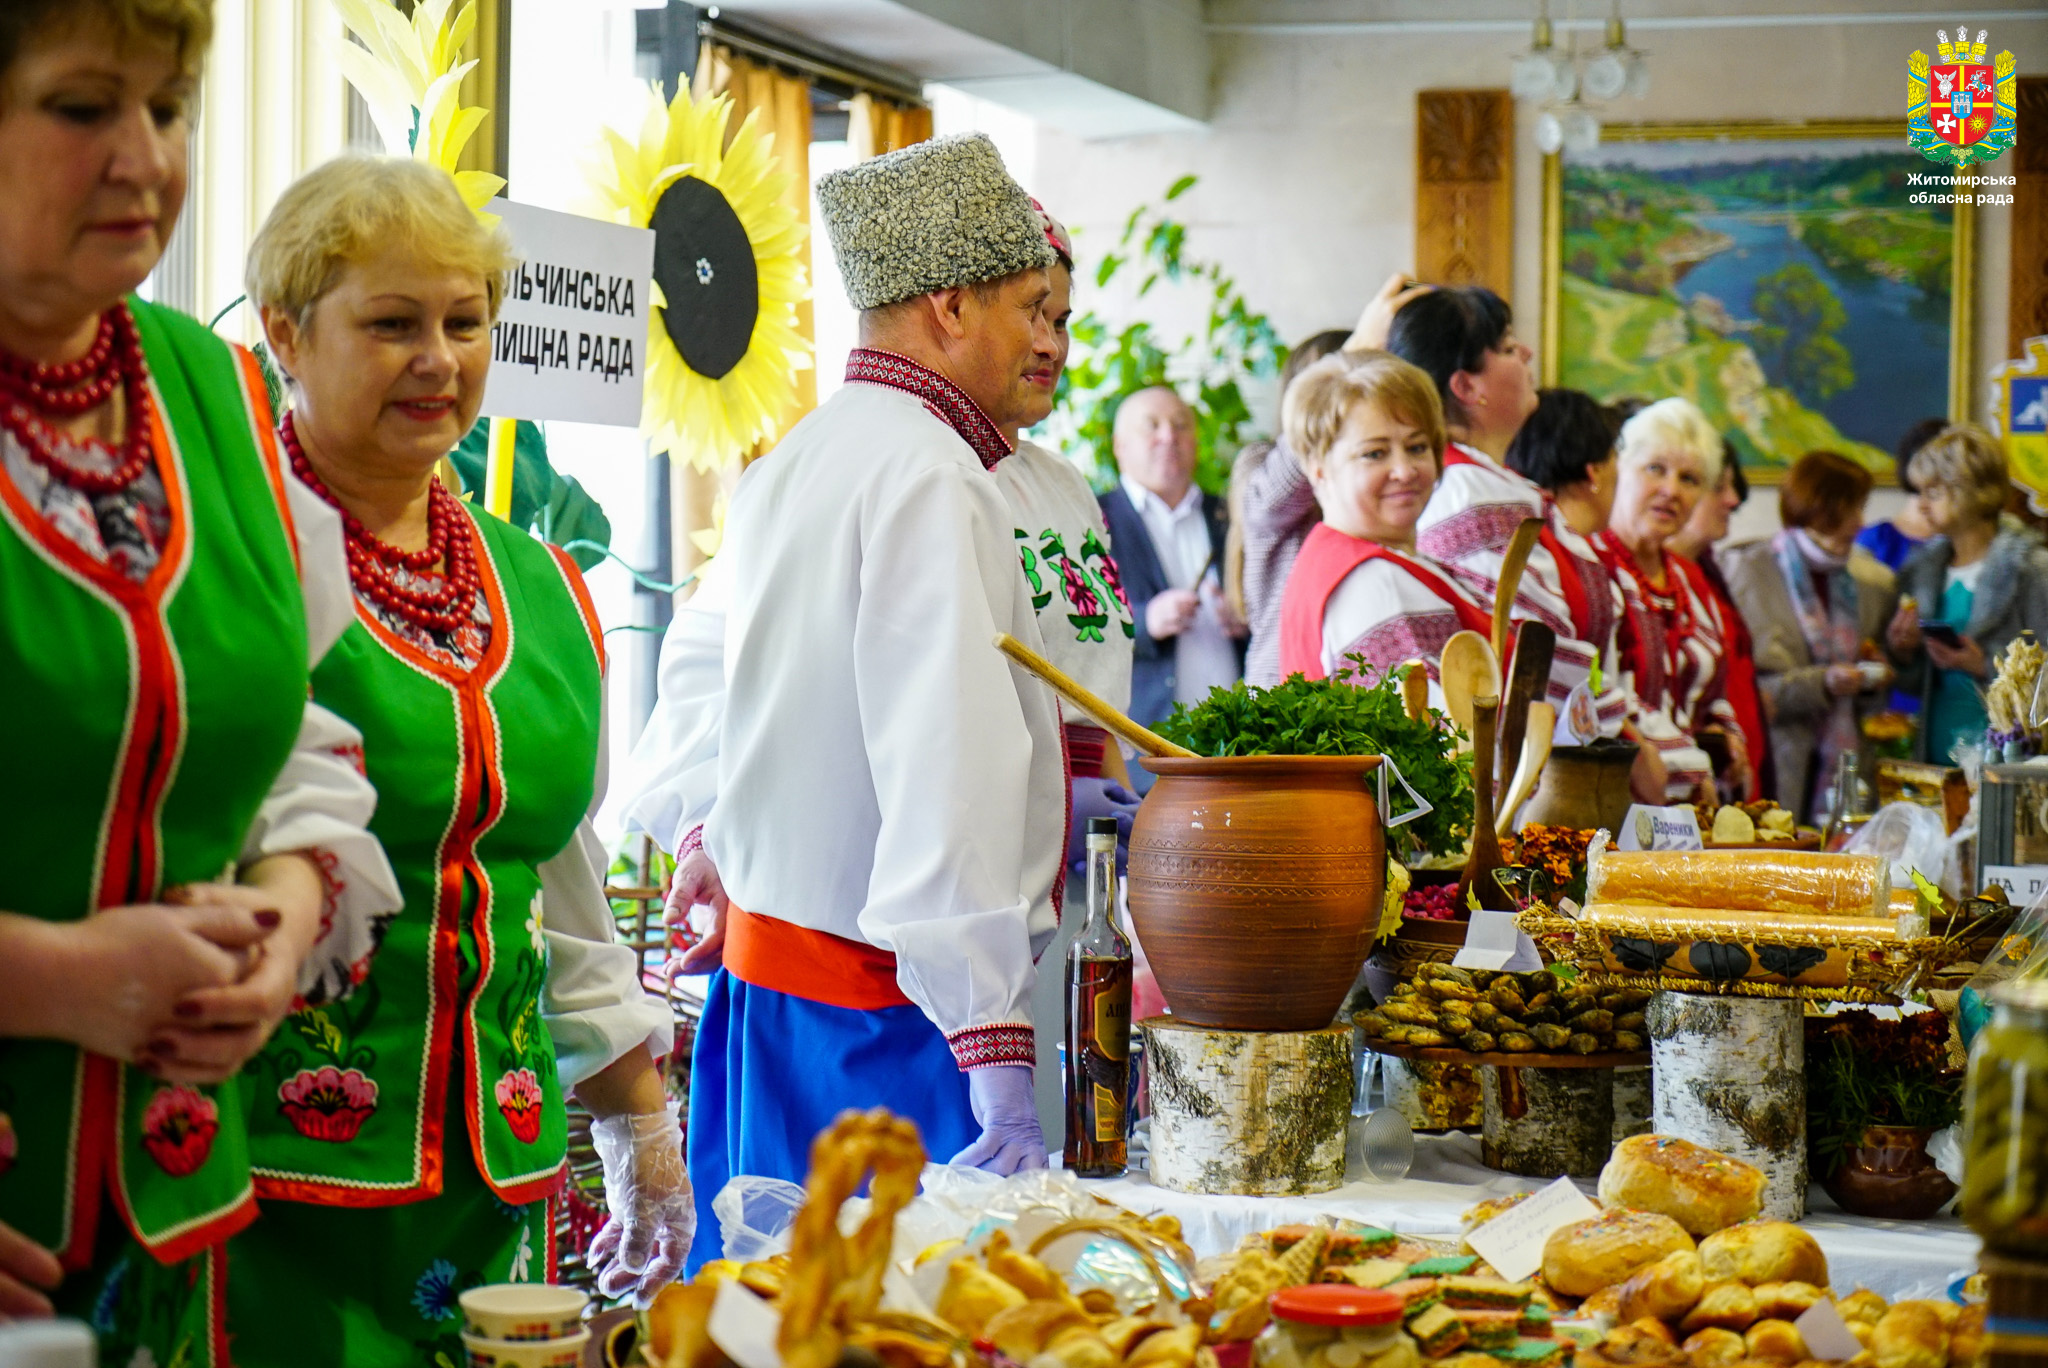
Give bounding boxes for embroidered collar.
[845,348,1013,470]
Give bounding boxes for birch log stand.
[1646,991,1808,1220]
[1141,1018,1353,1196]
[1482,1066,1615,1178]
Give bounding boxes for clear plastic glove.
[588,1102,694,1306]
[948,1064,1047,1175]
[1068,777,1140,871]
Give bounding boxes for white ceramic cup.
[459,1284,589,1343]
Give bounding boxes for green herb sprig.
[1156,657,1473,859]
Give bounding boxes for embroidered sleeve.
[946,1024,1037,1071]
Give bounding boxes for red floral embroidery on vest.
[140,1085,219,1177]
[277,1066,380,1143]
[495,1068,544,1144]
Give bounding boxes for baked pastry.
[984,1231,1072,1304]
[1438,1276,1533,1309]
[1097,1318,1172,1359]
[1616,1250,1707,1323]
[1871,1302,1952,1368]
[1598,1136,1766,1237]
[1543,1209,1697,1297]
[1319,1258,1408,1288]
[1411,1303,1470,1357]
[1950,1304,1985,1368]
[1628,1317,1678,1346]
[936,1258,1028,1338]
[1744,1319,1808,1363]
[1680,1329,1748,1366]
[1697,1223,1829,1288]
[1750,1283,1824,1321]
[1036,1326,1117,1368]
[1458,1309,1521,1350]
[1680,1283,1760,1334]
[1581,1285,1625,1320]
[982,1301,1093,1361]
[1836,1290,1889,1327]
[1125,1324,1202,1368]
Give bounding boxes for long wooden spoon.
[1401,658,1430,723]
[1495,702,1556,838]
[1492,517,1545,663]
[994,633,1197,759]
[1439,630,1500,740]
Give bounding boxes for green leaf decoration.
[290,1009,345,1062]
[1165,173,1198,201]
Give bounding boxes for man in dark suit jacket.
[1097,387,1248,745]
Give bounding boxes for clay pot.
[1821,1125,1958,1219]
[1129,754,1384,1032]
[1519,741,1638,834]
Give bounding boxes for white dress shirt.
[1121,476,1241,705]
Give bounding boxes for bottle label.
[1092,980,1131,1062]
[1093,1083,1124,1142]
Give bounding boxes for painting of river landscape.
[1555,131,1957,481]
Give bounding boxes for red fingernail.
[174,1001,201,1018]
[255,909,281,928]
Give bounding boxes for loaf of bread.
[1542,1209,1697,1297]
[1950,1304,1985,1368]
[1750,1281,1824,1320]
[1696,1222,1829,1287]
[1743,1319,1808,1364]
[1871,1301,1951,1368]
[1586,846,1889,917]
[1679,1329,1747,1366]
[1598,1135,1766,1236]
[1679,1283,1759,1334]
[1616,1251,1707,1323]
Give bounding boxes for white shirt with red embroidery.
[620,381,1066,1070]
[1415,442,1630,741]
[1319,552,1490,715]
[993,440,1133,713]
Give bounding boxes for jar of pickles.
[1255,1287,1419,1368]
[1961,978,2048,1256]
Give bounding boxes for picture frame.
[1540,120,1975,484]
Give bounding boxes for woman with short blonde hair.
[1889,424,2048,763]
[1594,397,1746,801]
[1276,351,1491,712]
[0,3,397,1357]
[226,156,689,1365]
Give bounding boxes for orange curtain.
[847,91,931,160]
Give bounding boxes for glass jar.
[1962,978,2048,1257]
[1255,1287,1419,1368]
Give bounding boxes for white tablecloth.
[1086,1132,1977,1302]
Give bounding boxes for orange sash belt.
[724,904,914,1011]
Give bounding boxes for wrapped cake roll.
[1581,904,1920,941]
[1586,836,1889,917]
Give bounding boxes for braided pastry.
[777,1109,929,1368]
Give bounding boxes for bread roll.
[1616,1251,1707,1323]
[1630,1318,1678,1346]
[1582,1284,1626,1321]
[1871,1302,1950,1368]
[1751,1283,1824,1320]
[1599,1136,1766,1237]
[1681,1283,1760,1334]
[1745,1320,1809,1364]
[1950,1304,1985,1368]
[1681,1329,1748,1366]
[1543,1209,1697,1297]
[1837,1290,1888,1327]
[1697,1222,1829,1287]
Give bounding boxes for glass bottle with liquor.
[1065,816,1133,1176]
[1824,752,1873,851]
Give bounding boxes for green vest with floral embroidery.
[0,299,306,1269]
[240,509,603,1207]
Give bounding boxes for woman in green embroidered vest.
[0,2,401,1362]
[228,156,690,1367]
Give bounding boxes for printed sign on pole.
[1992,337,2048,515]
[479,198,655,429]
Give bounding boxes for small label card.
[1453,909,1545,973]
[709,1278,784,1368]
[1793,1298,1865,1363]
[1463,1176,1600,1283]
[1616,804,1703,852]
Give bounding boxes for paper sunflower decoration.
[581,83,810,473]
[331,0,506,219]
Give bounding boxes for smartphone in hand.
[1922,621,1966,649]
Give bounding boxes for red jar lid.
[1268,1286,1403,1326]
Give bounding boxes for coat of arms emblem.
[1909,27,2017,167]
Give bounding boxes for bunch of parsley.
[1156,657,1473,859]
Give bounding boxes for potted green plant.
[1805,1008,1963,1218]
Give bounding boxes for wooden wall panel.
[2012,76,2048,354]
[1416,89,1514,298]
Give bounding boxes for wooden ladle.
[993,633,1197,758]
[1439,630,1500,742]
[1496,701,1556,838]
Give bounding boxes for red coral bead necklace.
[281,410,480,635]
[0,303,156,495]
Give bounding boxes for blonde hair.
[1909,423,2010,523]
[1617,396,1723,487]
[2,0,212,87]
[1283,351,1447,472]
[246,156,514,329]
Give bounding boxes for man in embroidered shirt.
[1099,387,1246,742]
[619,133,1067,1270]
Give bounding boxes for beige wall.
[1030,14,2047,488]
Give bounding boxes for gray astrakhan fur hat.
[816,132,1056,310]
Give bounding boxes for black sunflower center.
[651,174,760,381]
